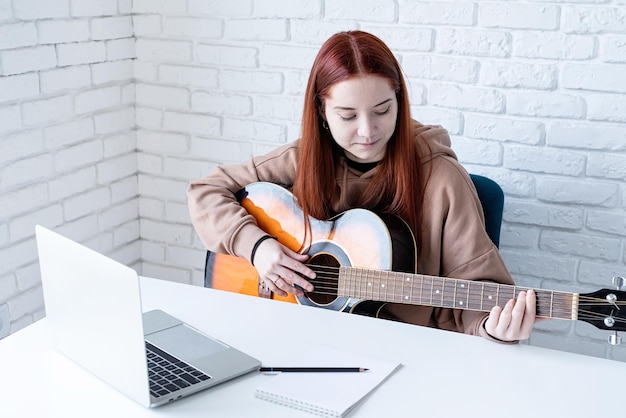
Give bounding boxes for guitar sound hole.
[307,253,339,306]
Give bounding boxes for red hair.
[293,31,426,247]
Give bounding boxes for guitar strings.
[299,263,626,324]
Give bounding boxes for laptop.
[35,225,261,407]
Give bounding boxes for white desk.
[2,276,624,417]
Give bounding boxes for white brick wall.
[0,0,137,334]
[1,0,625,362]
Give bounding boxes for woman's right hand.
[252,238,316,297]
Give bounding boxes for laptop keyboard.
[146,341,212,398]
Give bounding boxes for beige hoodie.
[187,121,515,341]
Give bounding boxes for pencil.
[259,367,368,373]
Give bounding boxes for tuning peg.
[609,331,622,345]
[612,276,625,290]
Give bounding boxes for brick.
[132,15,161,36]
[190,137,253,163]
[121,84,134,104]
[54,140,103,173]
[0,22,37,50]
[163,17,223,39]
[189,0,252,16]
[479,3,559,30]
[547,123,626,151]
[106,37,136,60]
[99,199,138,230]
[57,41,107,66]
[587,154,626,180]
[44,117,94,149]
[221,70,283,93]
[403,54,478,83]
[256,0,321,19]
[500,249,576,282]
[40,66,91,93]
[103,132,136,158]
[136,84,189,109]
[503,200,584,229]
[141,262,191,285]
[191,92,252,115]
[438,28,512,58]
[167,245,205,269]
[0,183,48,220]
[540,230,621,261]
[22,95,73,126]
[140,219,193,245]
[48,166,97,200]
[70,0,118,17]
[0,106,22,135]
[165,201,192,224]
[563,6,626,34]
[260,44,317,70]
[0,153,53,189]
[9,205,64,242]
[132,0,187,14]
[514,32,596,60]
[481,61,557,89]
[54,215,99,242]
[400,1,474,25]
[579,261,626,287]
[110,176,138,204]
[0,0,12,20]
[94,107,135,135]
[226,19,287,41]
[324,0,398,23]
[38,19,90,44]
[450,138,502,166]
[134,61,158,82]
[135,39,192,62]
[254,96,302,121]
[537,178,618,207]
[63,187,111,221]
[464,115,543,145]
[159,65,218,88]
[139,197,165,220]
[138,174,188,201]
[507,91,585,119]
[8,286,44,320]
[0,73,39,103]
[197,44,258,68]
[97,153,137,184]
[138,153,163,175]
[587,210,626,237]
[0,273,18,300]
[0,237,38,278]
[163,111,220,135]
[112,221,140,248]
[1,46,57,75]
[92,16,133,40]
[562,63,626,93]
[14,0,68,20]
[136,107,162,129]
[602,35,626,63]
[137,130,189,154]
[429,83,505,113]
[223,118,287,142]
[163,156,210,181]
[411,107,462,135]
[504,146,585,176]
[92,60,134,84]
[0,129,44,165]
[74,86,122,114]
[499,224,540,249]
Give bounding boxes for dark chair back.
[469,174,504,248]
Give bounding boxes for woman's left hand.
[484,289,537,342]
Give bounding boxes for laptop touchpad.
[146,324,227,362]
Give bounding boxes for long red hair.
[292,31,427,246]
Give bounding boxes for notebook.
[35,225,261,407]
[254,345,400,417]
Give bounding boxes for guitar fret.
[338,267,576,322]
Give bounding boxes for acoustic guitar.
[206,182,626,334]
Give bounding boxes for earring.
[322,120,329,130]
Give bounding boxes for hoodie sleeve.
[186,141,300,263]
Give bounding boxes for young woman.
[187,31,536,343]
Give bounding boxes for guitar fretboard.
[338,267,578,320]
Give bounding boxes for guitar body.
[205,182,417,313]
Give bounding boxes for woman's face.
[323,74,398,163]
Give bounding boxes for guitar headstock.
[578,288,626,332]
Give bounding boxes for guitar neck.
[337,267,578,320]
